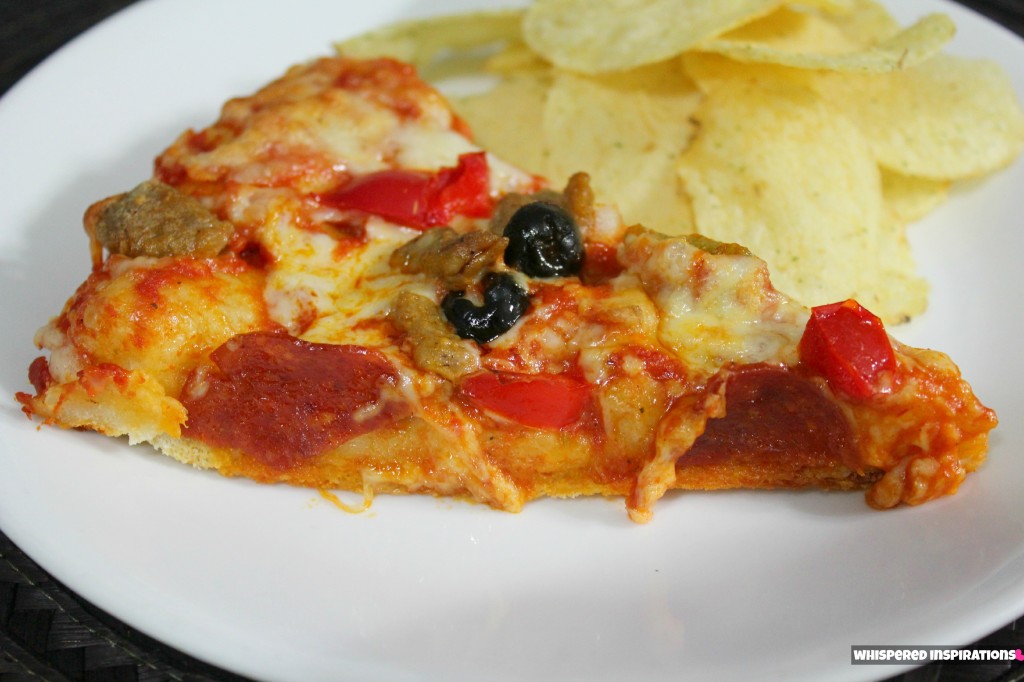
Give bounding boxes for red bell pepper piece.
[427,151,492,224]
[460,371,590,429]
[798,299,896,400]
[319,151,492,230]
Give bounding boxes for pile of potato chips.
[337,0,1024,324]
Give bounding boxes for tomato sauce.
[332,57,426,122]
[582,242,623,283]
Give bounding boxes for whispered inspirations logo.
[851,646,1024,664]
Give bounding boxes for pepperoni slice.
[181,331,408,470]
[681,364,857,472]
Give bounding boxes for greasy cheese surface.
[161,57,472,191]
[620,230,809,372]
[19,55,996,522]
[57,256,270,395]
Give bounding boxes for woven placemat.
[2,1,1024,681]
[1,534,253,682]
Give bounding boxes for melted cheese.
[54,256,269,397]
[165,58,462,190]
[621,230,808,372]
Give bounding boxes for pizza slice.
[16,55,997,522]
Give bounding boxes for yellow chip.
[522,0,783,74]
[539,61,702,232]
[812,54,1024,179]
[698,12,955,72]
[335,11,524,78]
[702,6,863,55]
[450,69,554,175]
[881,169,950,225]
[797,0,856,12]
[676,77,927,323]
[824,0,900,44]
[681,52,817,93]
[480,38,551,76]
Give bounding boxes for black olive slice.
[441,273,530,344]
[503,201,583,278]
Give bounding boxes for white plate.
[1,1,1022,680]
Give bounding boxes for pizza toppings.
[460,370,590,429]
[89,180,234,261]
[489,173,594,279]
[386,175,593,355]
[318,151,492,230]
[389,226,507,290]
[502,201,584,278]
[680,364,859,476]
[388,290,479,381]
[26,357,52,394]
[799,299,897,400]
[441,272,530,343]
[181,331,409,470]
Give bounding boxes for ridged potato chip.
[538,62,702,232]
[522,0,784,73]
[682,50,816,92]
[825,0,900,44]
[451,69,554,176]
[881,169,950,225]
[676,77,927,322]
[811,54,1024,179]
[335,10,528,91]
[698,10,954,72]
[699,6,864,56]
[336,11,522,62]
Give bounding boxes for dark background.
[2,1,1023,681]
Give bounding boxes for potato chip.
[539,61,702,232]
[702,6,864,56]
[797,0,856,12]
[522,0,783,74]
[812,54,1024,179]
[450,70,554,176]
[335,11,524,79]
[480,39,551,76]
[676,77,927,323]
[824,0,900,44]
[681,52,817,94]
[697,12,954,72]
[881,169,950,225]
